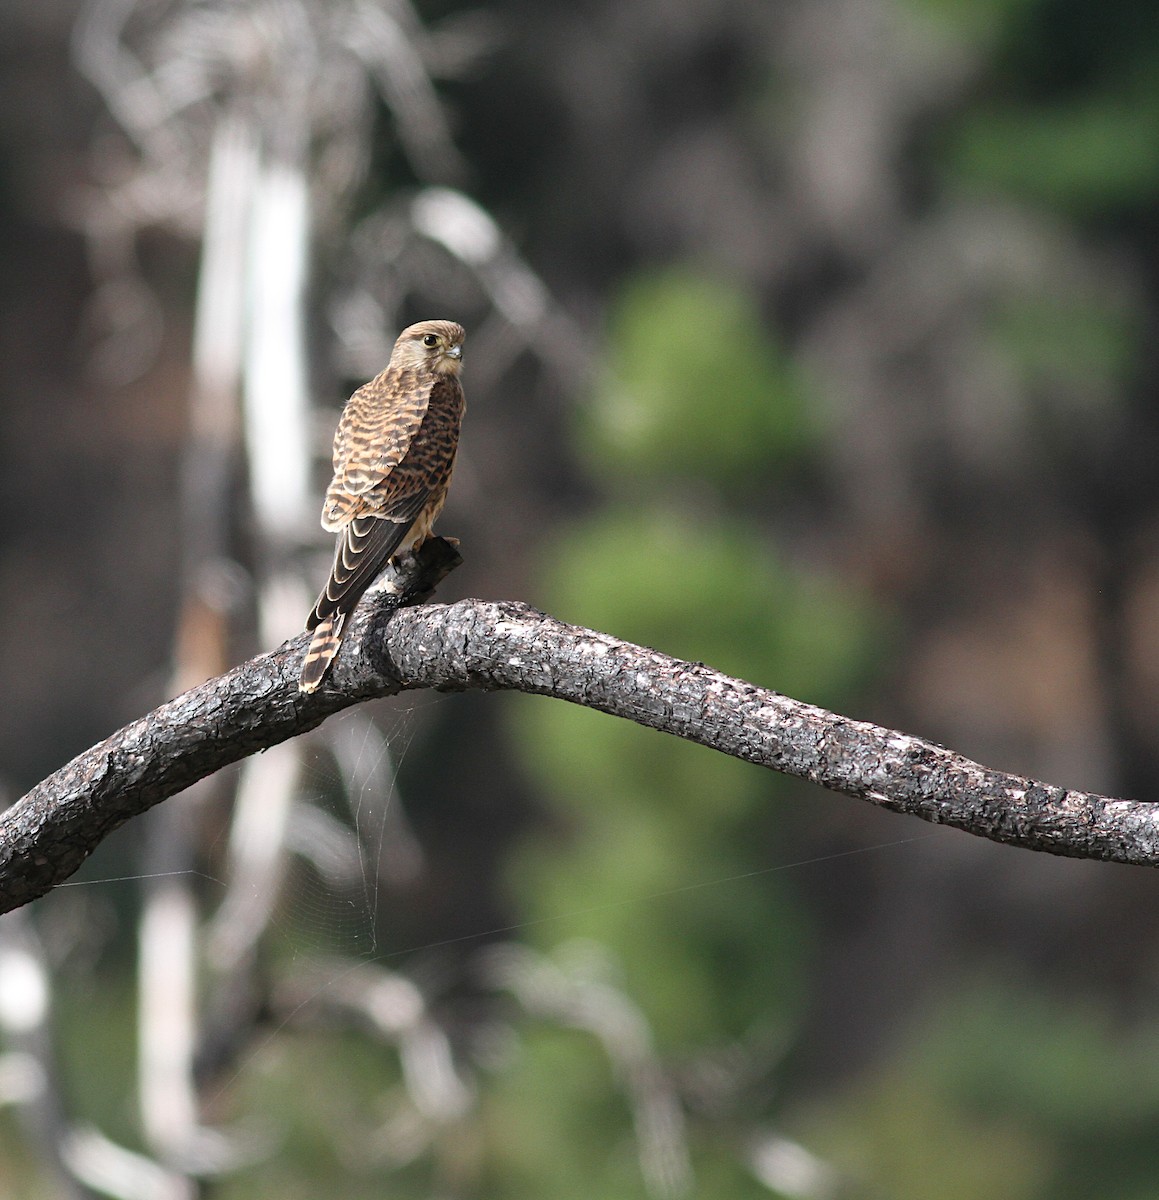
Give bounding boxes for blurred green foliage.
[482,1026,657,1200]
[947,100,1159,214]
[989,291,1138,396]
[900,0,1042,44]
[54,973,140,1146]
[582,270,814,489]
[912,0,1159,216]
[791,979,1159,1199]
[0,1117,56,1200]
[214,1032,422,1200]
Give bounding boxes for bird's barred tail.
[299,613,346,693]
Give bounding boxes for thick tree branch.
[4,538,1159,913]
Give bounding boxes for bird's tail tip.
[298,615,345,693]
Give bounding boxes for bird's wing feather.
[306,493,430,630]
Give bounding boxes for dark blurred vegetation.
[5,0,1159,1196]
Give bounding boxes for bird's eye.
[422,333,440,348]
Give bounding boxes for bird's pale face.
[391,320,466,377]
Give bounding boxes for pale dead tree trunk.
[4,537,1159,918]
[134,113,254,1178]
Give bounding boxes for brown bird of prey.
[299,319,466,693]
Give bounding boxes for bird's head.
[392,320,466,377]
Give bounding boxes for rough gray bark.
[3,538,1159,914]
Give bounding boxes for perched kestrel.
[299,319,466,693]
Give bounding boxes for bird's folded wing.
[307,491,430,629]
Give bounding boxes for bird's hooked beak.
[446,344,463,360]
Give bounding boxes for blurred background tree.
[3,0,1159,1197]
